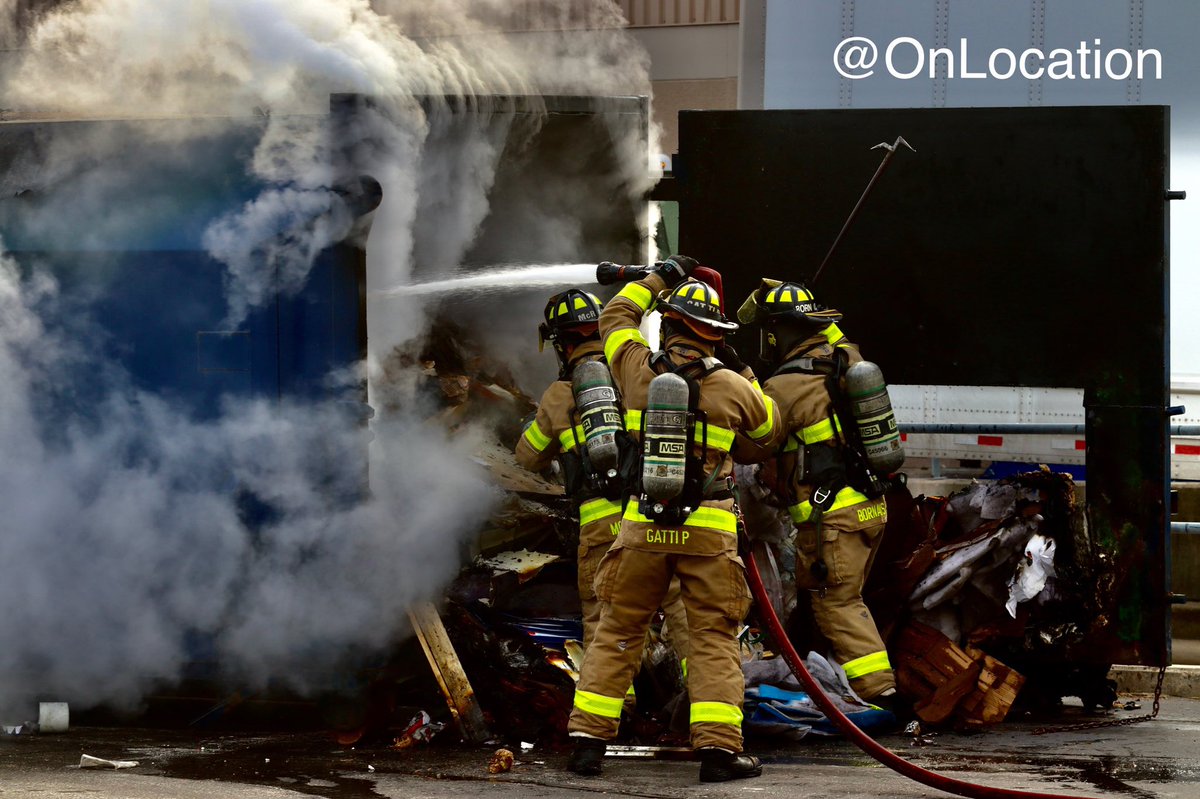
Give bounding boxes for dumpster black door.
[675,105,1171,667]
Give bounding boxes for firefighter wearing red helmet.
[737,280,899,707]
[566,256,783,783]
[516,289,691,668]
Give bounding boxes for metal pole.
[811,136,915,285]
[899,423,1200,436]
[1170,523,1200,535]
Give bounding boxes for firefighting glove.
[715,343,748,374]
[653,254,699,289]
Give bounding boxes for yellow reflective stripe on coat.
[523,421,553,452]
[788,485,873,523]
[690,701,744,725]
[624,409,734,452]
[580,497,622,526]
[697,423,735,452]
[604,328,648,363]
[746,385,776,441]
[617,281,654,311]
[623,503,738,534]
[843,650,892,680]
[782,418,842,451]
[558,424,586,452]
[800,415,844,445]
[824,323,845,346]
[574,690,625,719]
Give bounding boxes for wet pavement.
[2,698,1199,798]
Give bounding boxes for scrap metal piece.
[79,755,139,769]
[908,520,1033,608]
[471,441,564,496]
[477,549,560,584]
[564,640,584,673]
[604,745,694,760]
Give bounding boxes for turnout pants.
[577,539,611,653]
[569,544,751,751]
[579,540,690,661]
[794,519,895,700]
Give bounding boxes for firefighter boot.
[698,747,763,783]
[567,737,607,776]
[869,688,913,726]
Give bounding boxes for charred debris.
[353,322,1123,750]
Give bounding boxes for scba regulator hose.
[742,546,1100,799]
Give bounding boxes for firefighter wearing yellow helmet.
[516,288,626,654]
[737,279,900,708]
[567,256,783,783]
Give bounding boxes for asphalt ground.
[2,696,1198,799]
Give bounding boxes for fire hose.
[741,540,1102,799]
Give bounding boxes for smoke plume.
[0,0,654,719]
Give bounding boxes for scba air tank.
[641,372,691,505]
[572,360,623,478]
[844,360,905,474]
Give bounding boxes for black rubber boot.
[698,748,763,783]
[566,737,607,776]
[870,692,914,727]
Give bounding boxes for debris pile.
[367,320,587,747]
[385,323,1112,745]
[868,470,1116,728]
[390,710,445,750]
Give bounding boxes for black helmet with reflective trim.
[540,288,602,340]
[539,288,603,375]
[759,282,842,326]
[739,280,843,368]
[657,279,737,342]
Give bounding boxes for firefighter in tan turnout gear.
[515,289,626,653]
[567,256,782,783]
[515,289,692,663]
[738,280,901,705]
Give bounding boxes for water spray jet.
[372,263,597,297]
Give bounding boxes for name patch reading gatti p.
[646,528,690,546]
[856,501,888,524]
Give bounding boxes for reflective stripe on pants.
[568,544,751,751]
[793,520,896,699]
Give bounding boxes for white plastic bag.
[1005,534,1056,617]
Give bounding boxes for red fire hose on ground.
[741,545,1101,799]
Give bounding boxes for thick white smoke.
[3,0,652,336]
[0,0,655,719]
[0,241,499,713]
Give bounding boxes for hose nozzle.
[596,262,653,285]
